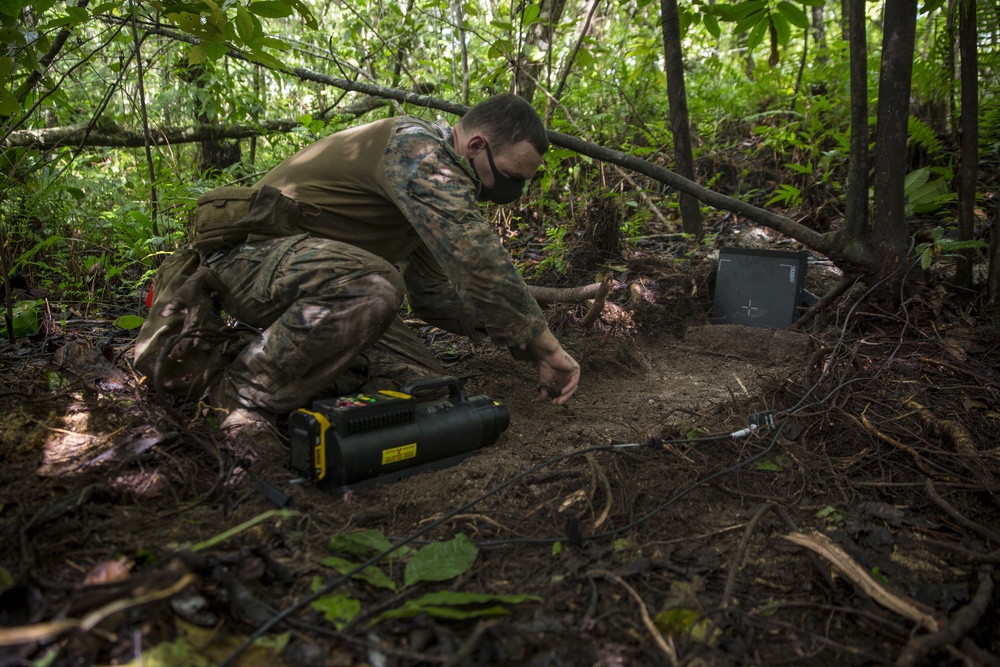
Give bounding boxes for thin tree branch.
[12,0,92,103]
[545,0,601,125]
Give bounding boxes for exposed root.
[783,531,943,632]
[903,399,979,456]
[895,568,995,667]
[925,479,1000,545]
[587,568,678,666]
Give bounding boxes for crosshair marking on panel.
[741,300,758,316]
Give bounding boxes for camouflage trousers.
[207,234,444,415]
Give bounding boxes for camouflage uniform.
[206,116,547,415]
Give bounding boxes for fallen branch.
[895,568,995,667]
[783,531,943,632]
[580,276,614,330]
[527,282,604,306]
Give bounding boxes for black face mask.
[473,142,526,205]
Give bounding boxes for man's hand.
[517,329,581,405]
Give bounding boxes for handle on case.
[399,376,467,403]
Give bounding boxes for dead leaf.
[83,557,133,586]
[941,338,967,362]
[962,396,988,411]
[558,489,587,512]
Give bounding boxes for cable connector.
[729,411,777,439]
[748,411,776,430]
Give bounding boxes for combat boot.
[207,374,285,462]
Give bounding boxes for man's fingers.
[537,382,561,399]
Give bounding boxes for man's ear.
[466,133,486,154]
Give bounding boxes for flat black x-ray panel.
[711,247,808,329]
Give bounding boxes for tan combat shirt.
[255,116,546,347]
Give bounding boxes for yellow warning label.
[382,443,417,465]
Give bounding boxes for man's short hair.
[458,94,549,155]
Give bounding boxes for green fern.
[908,116,943,156]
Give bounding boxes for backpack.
[133,184,306,399]
[191,184,306,254]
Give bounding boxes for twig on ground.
[288,618,448,664]
[584,452,612,529]
[0,570,195,646]
[188,508,299,552]
[919,538,1000,563]
[925,479,1000,545]
[587,569,677,666]
[418,512,528,538]
[722,502,776,609]
[847,412,943,479]
[721,504,830,611]
[443,620,496,667]
[580,276,613,330]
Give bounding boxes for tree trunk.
[453,0,469,105]
[843,0,869,243]
[870,0,918,272]
[990,201,1000,311]
[660,0,703,238]
[955,0,978,289]
[811,4,827,65]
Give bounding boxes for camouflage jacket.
[255,116,546,347]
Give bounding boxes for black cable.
[478,424,786,547]
[783,244,919,418]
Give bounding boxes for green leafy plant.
[903,167,951,216]
[1,299,44,338]
[915,226,986,270]
[534,225,568,275]
[766,183,802,208]
[313,530,539,629]
[753,454,793,472]
[373,590,541,623]
[814,506,844,525]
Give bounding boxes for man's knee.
[359,270,405,321]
